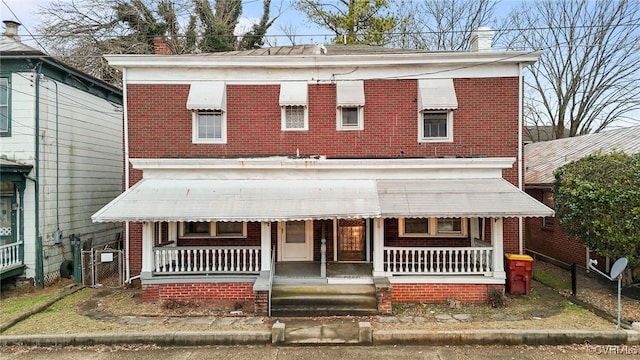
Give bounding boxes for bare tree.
[389,0,498,50]
[36,0,278,84]
[501,0,640,139]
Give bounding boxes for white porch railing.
[0,241,23,272]
[153,246,261,275]
[383,246,493,275]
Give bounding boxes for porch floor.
[275,262,372,278]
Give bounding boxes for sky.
[0,0,332,50]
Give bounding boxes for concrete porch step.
[270,283,378,317]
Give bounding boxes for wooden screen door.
[337,219,366,261]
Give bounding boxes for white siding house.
[1,21,123,285]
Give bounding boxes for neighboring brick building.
[525,125,640,268]
[93,29,552,314]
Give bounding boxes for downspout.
[518,63,524,255]
[34,63,44,287]
[122,68,131,282]
[49,78,62,243]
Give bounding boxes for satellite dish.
[610,257,628,279]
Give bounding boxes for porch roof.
[377,179,554,218]
[92,177,553,223]
[91,178,381,222]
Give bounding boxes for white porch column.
[372,217,385,276]
[261,222,272,271]
[491,217,506,280]
[168,222,177,246]
[141,222,155,278]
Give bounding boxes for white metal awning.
[92,178,380,223]
[93,177,553,223]
[279,82,308,106]
[186,81,226,110]
[377,178,553,218]
[336,80,365,107]
[417,79,458,110]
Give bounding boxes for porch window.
[285,221,306,243]
[402,218,429,236]
[399,217,467,238]
[179,221,247,238]
[1,77,9,136]
[213,222,247,237]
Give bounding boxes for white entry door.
[278,220,313,261]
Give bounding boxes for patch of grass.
[0,292,59,319]
[1,289,124,335]
[533,267,571,290]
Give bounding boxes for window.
[337,106,363,130]
[419,111,453,142]
[282,106,308,130]
[214,222,246,237]
[285,221,306,243]
[181,222,210,237]
[416,78,457,143]
[280,82,308,131]
[336,81,365,130]
[186,81,226,144]
[1,77,9,136]
[402,218,429,236]
[192,111,226,144]
[399,217,467,237]
[179,222,247,238]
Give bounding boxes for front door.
[337,219,366,261]
[278,220,313,261]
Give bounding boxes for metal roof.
[524,125,640,186]
[377,179,553,218]
[92,179,381,223]
[92,177,553,223]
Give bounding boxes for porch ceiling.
[92,177,553,223]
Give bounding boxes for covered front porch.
[92,157,554,312]
[0,159,32,280]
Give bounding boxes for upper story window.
[399,217,467,238]
[1,77,10,137]
[280,82,308,131]
[179,221,247,238]
[336,81,364,130]
[186,81,226,144]
[417,79,457,143]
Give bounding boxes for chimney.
[471,27,493,52]
[153,36,172,55]
[3,20,21,41]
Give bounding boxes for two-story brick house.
[93,29,553,315]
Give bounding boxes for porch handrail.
[0,241,23,271]
[153,245,261,275]
[268,246,275,317]
[383,246,493,275]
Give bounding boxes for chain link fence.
[81,249,125,288]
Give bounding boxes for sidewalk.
[1,276,640,347]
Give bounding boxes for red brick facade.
[392,283,504,304]
[124,73,525,308]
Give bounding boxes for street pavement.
[2,344,640,359]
